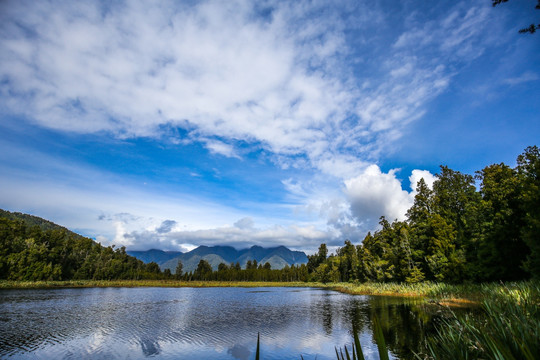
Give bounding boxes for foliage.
[422,282,540,360]
[0,280,317,289]
[175,261,183,279]
[0,214,166,281]
[2,146,538,285]
[516,146,540,278]
[178,259,309,282]
[308,146,538,284]
[493,0,540,34]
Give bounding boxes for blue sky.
[1,0,538,254]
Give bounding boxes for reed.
[330,280,539,303]
[422,281,540,360]
[0,280,317,289]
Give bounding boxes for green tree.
[432,166,481,248]
[312,262,339,283]
[431,166,481,280]
[407,178,464,282]
[336,240,358,282]
[194,259,213,280]
[475,163,528,280]
[307,243,328,273]
[407,178,433,225]
[358,219,397,282]
[517,146,540,278]
[175,261,183,279]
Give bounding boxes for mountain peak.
[130,244,308,274]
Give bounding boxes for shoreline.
[0,280,317,290]
[3,280,535,308]
[2,279,528,306]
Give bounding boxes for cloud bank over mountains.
[0,0,526,253]
[104,167,435,252]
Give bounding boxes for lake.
[0,287,445,359]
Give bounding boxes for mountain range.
[128,245,308,273]
[0,208,309,279]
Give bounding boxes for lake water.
[0,287,444,359]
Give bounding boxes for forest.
[1,145,538,284]
[179,145,540,284]
[0,213,165,281]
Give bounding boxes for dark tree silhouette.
[493,0,540,34]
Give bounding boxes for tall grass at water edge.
[421,281,540,360]
[0,280,315,289]
[3,279,537,359]
[254,281,539,360]
[331,280,538,302]
[333,281,540,359]
[1,278,533,303]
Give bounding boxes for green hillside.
[0,209,165,281]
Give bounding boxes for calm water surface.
[0,287,444,359]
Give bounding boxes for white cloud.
[344,165,412,227]
[503,72,539,86]
[0,0,504,252]
[409,169,436,192]
[343,166,435,230]
[234,217,254,230]
[0,0,355,169]
[0,0,498,179]
[203,139,241,159]
[121,220,332,252]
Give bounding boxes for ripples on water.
[0,287,441,359]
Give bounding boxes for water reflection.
[0,287,463,360]
[228,343,251,360]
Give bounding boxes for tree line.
[176,146,539,284]
[174,258,310,282]
[306,146,539,283]
[1,146,538,283]
[0,218,165,281]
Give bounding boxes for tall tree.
[517,146,540,278]
[307,243,328,273]
[432,166,481,275]
[475,163,528,280]
[336,240,358,282]
[175,261,183,279]
[194,259,213,280]
[407,178,434,225]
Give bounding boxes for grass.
[3,279,537,359]
[329,280,539,306]
[422,281,540,360]
[0,279,319,289]
[1,279,535,306]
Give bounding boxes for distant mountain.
[161,254,230,274]
[185,245,239,263]
[126,249,183,265]
[130,245,308,274]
